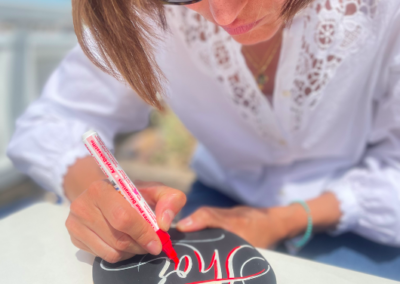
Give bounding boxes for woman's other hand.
[176,192,341,248]
[65,180,186,263]
[176,206,295,248]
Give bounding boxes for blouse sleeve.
[327,20,400,246]
[7,45,152,200]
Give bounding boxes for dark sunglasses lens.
[162,0,202,4]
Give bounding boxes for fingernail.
[146,240,161,255]
[161,209,175,229]
[177,217,193,229]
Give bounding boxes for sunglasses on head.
[161,0,202,5]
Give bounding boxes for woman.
[7,0,400,280]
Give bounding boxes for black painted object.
[93,228,277,284]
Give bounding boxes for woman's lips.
[221,17,265,36]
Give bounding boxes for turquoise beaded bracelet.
[291,200,313,248]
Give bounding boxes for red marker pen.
[82,130,179,267]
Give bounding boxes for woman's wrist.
[277,203,309,239]
[268,192,342,241]
[260,206,308,241]
[309,191,342,231]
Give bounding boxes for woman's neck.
[243,26,283,59]
[241,28,283,100]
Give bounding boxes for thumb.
[176,207,222,232]
[136,182,187,232]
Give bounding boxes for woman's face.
[186,0,286,45]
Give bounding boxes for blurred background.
[0,0,196,218]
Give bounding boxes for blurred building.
[0,0,77,189]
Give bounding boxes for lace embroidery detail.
[166,6,281,142]
[291,0,380,131]
[165,0,382,140]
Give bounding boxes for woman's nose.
[208,0,247,26]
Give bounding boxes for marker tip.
[173,257,179,270]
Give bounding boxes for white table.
[0,203,397,284]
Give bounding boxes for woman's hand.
[176,206,300,248]
[176,192,341,248]
[65,180,186,263]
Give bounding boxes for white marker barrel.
[82,130,159,231]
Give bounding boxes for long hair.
[72,0,312,110]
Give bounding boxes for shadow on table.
[277,232,400,281]
[76,250,96,266]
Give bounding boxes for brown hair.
[72,0,312,110]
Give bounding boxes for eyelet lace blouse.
[8,0,400,246]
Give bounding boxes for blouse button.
[282,90,291,97]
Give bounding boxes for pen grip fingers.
[135,181,187,231]
[67,216,134,263]
[76,206,148,255]
[70,235,93,254]
[95,186,162,255]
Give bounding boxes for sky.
[0,0,70,7]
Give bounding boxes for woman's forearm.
[280,192,342,239]
[63,156,106,202]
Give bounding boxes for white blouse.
[7,0,400,246]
